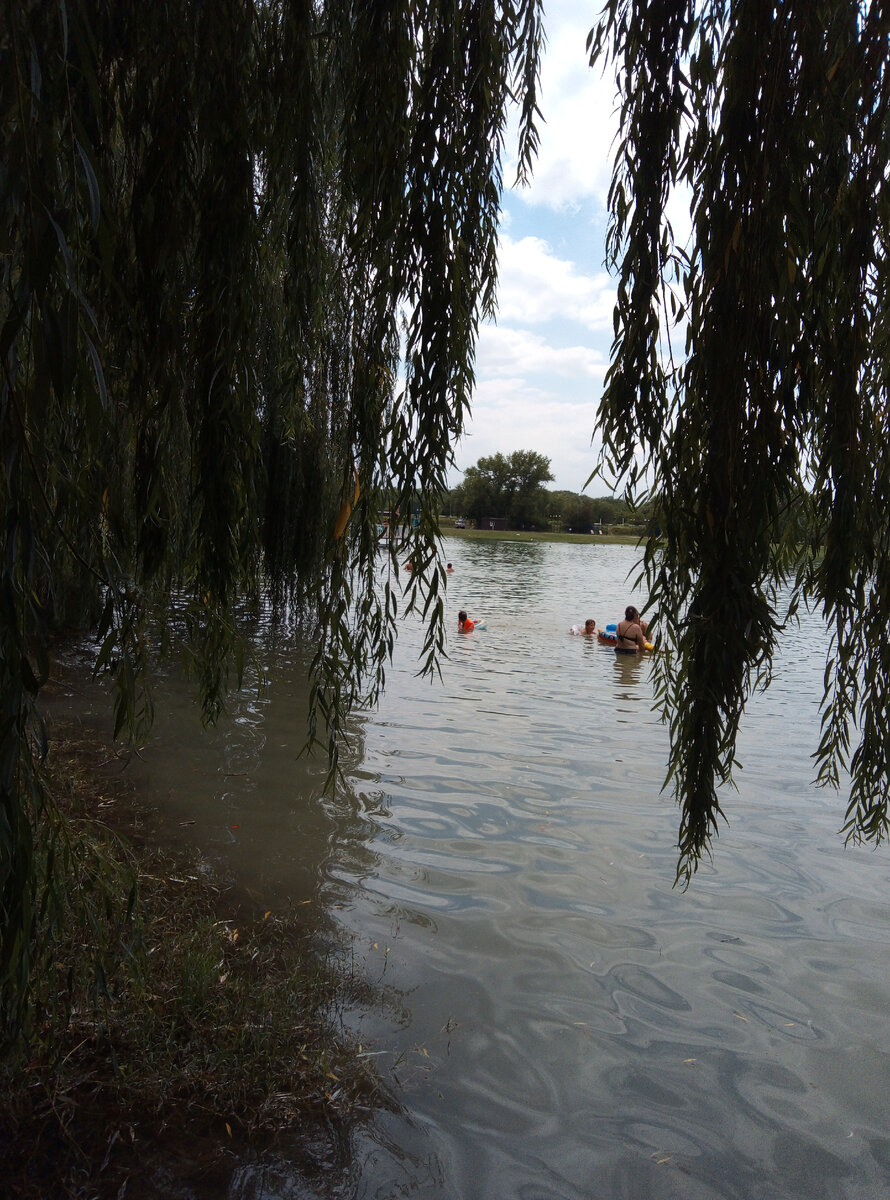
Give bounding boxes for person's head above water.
[625,606,639,622]
[584,619,596,634]
[458,610,467,623]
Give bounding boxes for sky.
[450,4,621,495]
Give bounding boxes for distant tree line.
[446,451,654,531]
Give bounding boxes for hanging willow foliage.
[0,0,543,1044]
[589,0,890,882]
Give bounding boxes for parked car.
[454,518,466,528]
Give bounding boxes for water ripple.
[64,541,890,1199]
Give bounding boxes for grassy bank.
[441,525,646,546]
[0,723,386,1199]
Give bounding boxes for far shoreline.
[439,526,647,547]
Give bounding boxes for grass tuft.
[0,726,388,1198]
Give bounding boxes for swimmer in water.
[570,619,597,636]
[458,609,475,632]
[446,563,454,572]
[616,606,648,652]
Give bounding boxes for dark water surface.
[61,542,890,1199]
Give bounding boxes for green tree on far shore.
[447,476,654,532]
[453,450,554,527]
[545,490,655,532]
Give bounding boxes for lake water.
[58,541,890,1199]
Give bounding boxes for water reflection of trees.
[462,538,549,607]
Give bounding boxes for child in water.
[458,609,475,632]
[571,619,597,636]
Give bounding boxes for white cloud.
[506,9,619,211]
[450,2,629,494]
[477,324,606,382]
[665,179,694,256]
[494,235,615,331]
[458,320,609,492]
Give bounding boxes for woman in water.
[616,606,648,652]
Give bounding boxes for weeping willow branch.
[0,0,543,1044]
[591,0,890,883]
